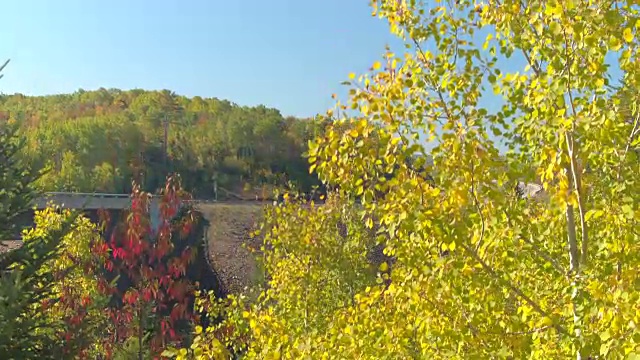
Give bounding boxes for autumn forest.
[2,0,640,358]
[0,88,327,197]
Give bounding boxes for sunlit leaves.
[623,28,634,43]
[18,206,111,357]
[175,0,639,358]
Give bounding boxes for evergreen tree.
[0,61,82,359]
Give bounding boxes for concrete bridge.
[34,192,137,210]
[33,192,219,210]
[32,192,218,231]
[34,182,544,211]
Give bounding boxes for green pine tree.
[0,60,82,359]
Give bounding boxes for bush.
[20,206,111,357]
[0,99,94,358]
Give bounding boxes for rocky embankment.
[196,204,265,295]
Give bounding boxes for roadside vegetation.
[2,0,640,358]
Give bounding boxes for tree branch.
[618,110,640,180]
[565,203,580,272]
[563,29,589,268]
[460,242,568,336]
[469,161,486,252]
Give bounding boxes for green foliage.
[0,89,329,197]
[20,207,111,356]
[0,214,80,359]
[110,336,152,360]
[0,122,41,241]
[162,291,241,359]
[166,194,382,359]
[168,0,639,358]
[0,111,89,358]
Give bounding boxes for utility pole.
[161,99,183,180]
[213,173,218,201]
[163,113,169,177]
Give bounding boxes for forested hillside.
[0,88,328,197]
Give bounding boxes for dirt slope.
[196,204,266,295]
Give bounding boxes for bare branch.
[618,111,640,180]
[566,203,580,272]
[0,59,9,80]
[469,161,486,252]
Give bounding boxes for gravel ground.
[196,204,266,295]
[0,240,23,254]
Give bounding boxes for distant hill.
[0,88,329,197]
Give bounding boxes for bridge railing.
[38,192,221,207]
[41,193,258,203]
[43,192,132,199]
[34,193,271,210]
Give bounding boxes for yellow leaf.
[366,217,373,228]
[545,2,563,18]
[483,33,493,50]
[462,264,473,276]
[348,72,356,80]
[373,61,382,70]
[379,262,389,272]
[623,28,634,43]
[609,36,622,51]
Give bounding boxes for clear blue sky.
[0,0,403,118]
[0,0,622,122]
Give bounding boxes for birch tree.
[171,0,640,358]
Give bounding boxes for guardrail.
[40,193,274,204]
[43,192,132,199]
[35,193,274,209]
